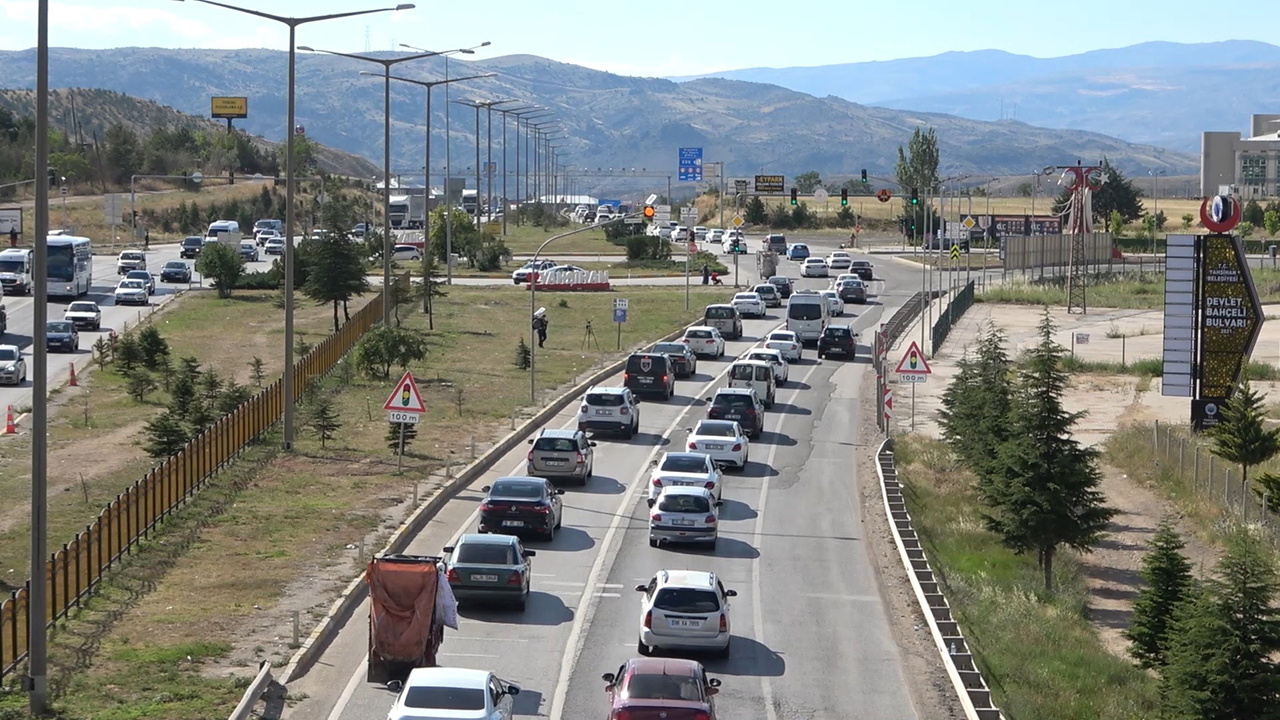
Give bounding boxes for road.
[0,241,276,413]
[286,240,929,720]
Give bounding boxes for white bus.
[786,292,829,345]
[47,234,93,298]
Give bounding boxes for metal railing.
[932,281,976,356]
[0,273,410,682]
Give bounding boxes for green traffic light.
[841,198,848,206]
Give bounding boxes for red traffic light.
[643,205,655,219]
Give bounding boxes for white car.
[680,326,725,358]
[647,451,722,505]
[576,386,641,438]
[826,251,853,270]
[512,259,556,284]
[648,487,720,549]
[391,244,421,262]
[264,236,286,255]
[765,330,802,362]
[692,226,709,241]
[387,667,519,720]
[744,348,789,384]
[635,569,736,657]
[686,419,749,470]
[722,231,746,253]
[116,250,146,275]
[800,257,829,277]
[254,229,279,246]
[730,292,765,319]
[113,279,149,306]
[673,226,690,242]
[707,229,725,244]
[819,290,845,316]
[64,300,102,331]
[832,273,858,287]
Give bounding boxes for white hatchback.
[765,330,803,362]
[647,451,722,504]
[681,326,725,358]
[800,257,829,277]
[635,569,736,657]
[387,667,519,720]
[685,419,749,470]
[731,292,765,318]
[820,289,845,316]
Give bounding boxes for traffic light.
[910,187,919,205]
[841,188,848,206]
[643,205,655,219]
[790,188,797,206]
[860,168,868,183]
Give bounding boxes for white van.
[786,293,829,345]
[206,220,241,244]
[727,359,776,408]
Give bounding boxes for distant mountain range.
[0,47,1195,190]
[670,40,1280,153]
[0,87,379,178]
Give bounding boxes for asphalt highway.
[286,242,928,720]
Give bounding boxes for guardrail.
[931,281,976,356]
[227,660,275,720]
[876,438,1003,719]
[0,274,410,683]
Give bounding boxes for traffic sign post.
[613,298,628,349]
[895,341,932,431]
[877,188,892,203]
[384,370,426,469]
[678,148,703,182]
[731,214,744,228]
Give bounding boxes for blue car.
[787,243,810,260]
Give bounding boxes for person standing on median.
[701,263,710,285]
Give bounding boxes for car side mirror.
[634,584,647,592]
[506,685,520,696]
[715,500,723,506]
[556,488,565,495]
[707,687,720,696]
[527,439,534,444]
[724,589,737,597]
[523,550,536,557]
[481,485,491,493]
[708,678,722,688]
[704,397,713,402]
[589,442,597,447]
[442,545,455,554]
[602,672,616,684]
[646,498,655,508]
[648,459,658,467]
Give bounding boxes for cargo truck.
[388,195,427,229]
[366,554,451,685]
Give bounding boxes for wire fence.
[931,281,975,356]
[0,275,409,683]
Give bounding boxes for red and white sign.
[383,370,427,414]
[884,387,893,420]
[876,188,892,203]
[895,341,931,382]
[688,240,698,254]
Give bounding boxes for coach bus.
[47,233,93,298]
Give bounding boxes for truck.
[461,189,479,216]
[366,554,449,685]
[388,195,426,229]
[0,248,33,295]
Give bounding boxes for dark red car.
[602,658,721,720]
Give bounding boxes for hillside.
[0,87,379,178]
[669,40,1280,152]
[0,48,1194,186]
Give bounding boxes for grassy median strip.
[491,224,620,255]
[0,285,729,719]
[979,267,1280,309]
[893,435,1160,720]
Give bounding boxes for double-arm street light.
[512,109,551,209]
[493,105,542,234]
[298,46,446,327]
[172,0,416,462]
[453,99,518,224]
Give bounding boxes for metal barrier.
[931,281,975,356]
[875,289,941,433]
[0,274,410,683]
[227,660,275,720]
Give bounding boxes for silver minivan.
[526,428,595,485]
[702,304,743,340]
[727,359,776,408]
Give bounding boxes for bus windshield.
[48,244,74,281]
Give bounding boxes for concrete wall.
[1201,131,1241,197]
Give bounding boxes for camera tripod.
[581,320,599,350]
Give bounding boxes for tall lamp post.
[175,0,417,456]
[519,113,554,204]
[298,46,448,326]
[494,105,542,234]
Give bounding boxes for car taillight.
[732,443,742,451]
[619,406,629,415]
[692,713,711,720]
[534,505,550,513]
[704,482,715,490]
[624,372,630,381]
[527,450,534,461]
[791,344,798,350]
[718,613,727,632]
[480,503,497,512]
[643,611,652,629]
[575,452,585,464]
[652,477,662,487]
[662,375,668,383]
[705,514,717,524]
[650,513,661,522]
[580,404,588,413]
[507,571,522,586]
[447,568,460,583]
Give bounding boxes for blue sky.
[1,0,1276,77]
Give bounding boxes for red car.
[602,658,721,720]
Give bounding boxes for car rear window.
[660,455,708,473]
[586,392,625,407]
[653,343,686,355]
[704,306,734,319]
[625,673,705,702]
[753,285,776,295]
[490,480,543,499]
[788,304,823,321]
[455,543,515,565]
[658,494,711,513]
[626,355,665,372]
[686,330,711,339]
[825,327,852,338]
[696,421,736,437]
[729,365,757,381]
[403,686,486,711]
[714,394,753,408]
[534,437,578,452]
[653,588,720,614]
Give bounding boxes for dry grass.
[745,194,1207,225]
[495,223,622,255]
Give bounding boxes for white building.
[1202,114,1280,199]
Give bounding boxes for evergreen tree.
[303,202,370,332]
[895,127,940,199]
[1124,517,1194,669]
[195,242,245,299]
[247,356,265,387]
[420,246,447,330]
[154,353,175,392]
[136,325,170,370]
[142,411,191,459]
[308,394,342,448]
[984,309,1116,591]
[1210,379,1280,490]
[515,337,532,370]
[1051,159,1145,223]
[939,322,1012,479]
[743,196,767,225]
[217,381,252,415]
[114,333,144,373]
[124,368,157,403]
[387,420,417,454]
[199,368,224,407]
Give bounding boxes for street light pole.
[494,106,541,234]
[28,0,49,712]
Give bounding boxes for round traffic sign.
[190,171,203,184]
[876,188,892,203]
[813,187,829,201]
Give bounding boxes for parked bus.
[47,234,93,298]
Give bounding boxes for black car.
[180,236,204,259]
[45,320,79,353]
[478,476,565,541]
[705,388,765,439]
[837,279,867,304]
[160,261,192,283]
[624,352,676,400]
[818,324,858,359]
[767,275,793,299]
[849,261,874,281]
[652,341,698,379]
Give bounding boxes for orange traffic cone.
[4,406,15,434]
[68,363,78,387]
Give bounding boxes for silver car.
[0,344,26,385]
[443,534,535,610]
[526,428,595,485]
[648,487,720,548]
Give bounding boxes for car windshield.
[534,437,578,452]
[165,262,186,270]
[403,686,486,711]
[686,330,711,339]
[120,280,143,289]
[0,348,17,361]
[268,237,283,244]
[658,494,712,513]
[788,304,823,320]
[47,322,72,333]
[825,327,853,338]
[127,271,149,279]
[0,259,24,273]
[183,238,202,246]
[714,394,754,408]
[626,673,705,702]
[660,455,708,473]
[653,587,720,614]
[695,421,736,437]
[67,302,96,313]
[455,542,516,565]
[704,306,734,319]
[490,480,543,499]
[586,392,625,407]
[121,252,142,261]
[654,343,686,355]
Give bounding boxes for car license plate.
[706,444,724,450]
[472,574,498,582]
[673,481,694,487]
[639,377,652,383]
[502,520,524,527]
[724,414,741,420]
[544,459,567,466]
[595,409,611,415]
[672,518,696,526]
[669,618,700,628]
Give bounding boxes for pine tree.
[114,333,144,373]
[1124,517,1194,669]
[308,394,342,448]
[420,248,447,330]
[136,325,170,370]
[248,356,265,387]
[199,368,224,407]
[142,410,191,459]
[1210,379,1280,491]
[154,353,175,392]
[984,309,1116,591]
[939,322,1012,478]
[124,368,157,403]
[387,421,417,454]
[515,337,532,370]
[216,381,252,415]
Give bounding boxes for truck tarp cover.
[367,559,438,663]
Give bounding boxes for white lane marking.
[541,581,588,586]
[547,324,784,720]
[803,593,881,602]
[325,659,368,720]
[593,592,621,598]
[532,573,559,577]
[598,583,623,588]
[440,653,500,658]
[451,637,531,642]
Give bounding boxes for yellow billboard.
[211,96,248,119]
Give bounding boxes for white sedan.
[731,292,765,318]
[647,451,722,504]
[827,251,853,270]
[113,279,149,306]
[765,330,802,362]
[264,236,286,255]
[800,258,829,277]
[681,326,725,358]
[388,667,519,720]
[820,290,845,316]
[745,348,789,384]
[391,244,421,262]
[686,419,749,470]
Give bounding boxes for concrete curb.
[278,306,726,686]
